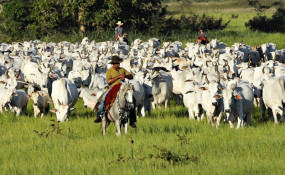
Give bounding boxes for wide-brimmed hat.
[109,55,123,64]
[116,21,123,25]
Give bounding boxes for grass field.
[1,99,285,174]
[1,1,285,174]
[163,0,285,49]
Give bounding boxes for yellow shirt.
[106,67,131,87]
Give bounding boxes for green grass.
[162,0,285,49]
[1,99,285,174]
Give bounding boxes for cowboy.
[197,29,209,45]
[115,21,124,39]
[94,56,137,128]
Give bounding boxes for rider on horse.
[196,29,209,45]
[94,56,136,128]
[115,21,129,44]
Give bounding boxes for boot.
[129,122,137,129]
[94,116,102,123]
[94,110,105,123]
[129,108,137,128]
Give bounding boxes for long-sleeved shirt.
[115,26,124,38]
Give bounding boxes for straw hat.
[109,55,123,64]
[116,21,123,26]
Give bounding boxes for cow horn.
[138,59,143,70]
[5,67,11,78]
[68,102,73,107]
[262,67,265,74]
[223,59,228,66]
[205,75,210,84]
[38,67,43,74]
[227,65,230,75]
[130,59,134,69]
[49,63,55,73]
[58,99,62,105]
[16,70,21,78]
[157,59,161,64]
[217,72,221,84]
[78,52,82,59]
[232,82,237,91]
[219,84,224,91]
[43,64,46,68]
[206,61,209,67]
[87,53,91,62]
[215,65,218,72]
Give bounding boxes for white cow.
[183,80,203,120]
[219,81,254,128]
[150,69,173,109]
[262,76,285,123]
[79,86,104,111]
[29,91,50,118]
[51,78,78,122]
[200,78,224,127]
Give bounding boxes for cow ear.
[50,108,58,113]
[49,74,55,78]
[200,87,208,90]
[234,95,242,100]
[40,92,46,96]
[27,95,31,98]
[214,94,223,99]
[0,81,6,84]
[13,92,18,96]
[91,93,96,96]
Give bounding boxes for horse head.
[119,83,135,110]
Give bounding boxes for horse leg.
[102,117,107,136]
[115,121,121,136]
[152,102,156,110]
[165,98,169,109]
[124,122,128,135]
[137,105,142,117]
[140,105,146,117]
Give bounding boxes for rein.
[107,110,115,122]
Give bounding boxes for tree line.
[0,0,228,42]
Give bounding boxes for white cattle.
[89,73,108,89]
[29,91,50,118]
[262,76,285,123]
[79,86,104,111]
[219,81,254,128]
[51,78,78,122]
[0,88,28,116]
[127,79,146,117]
[150,69,173,109]
[200,77,224,127]
[182,80,203,120]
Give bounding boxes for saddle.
[104,83,122,110]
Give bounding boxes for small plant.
[176,134,191,147]
[231,14,239,18]
[33,120,71,138]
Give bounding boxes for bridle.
[116,85,134,122]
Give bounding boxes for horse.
[102,83,135,136]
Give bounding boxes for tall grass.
[1,99,285,174]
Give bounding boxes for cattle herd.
[0,37,285,129]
